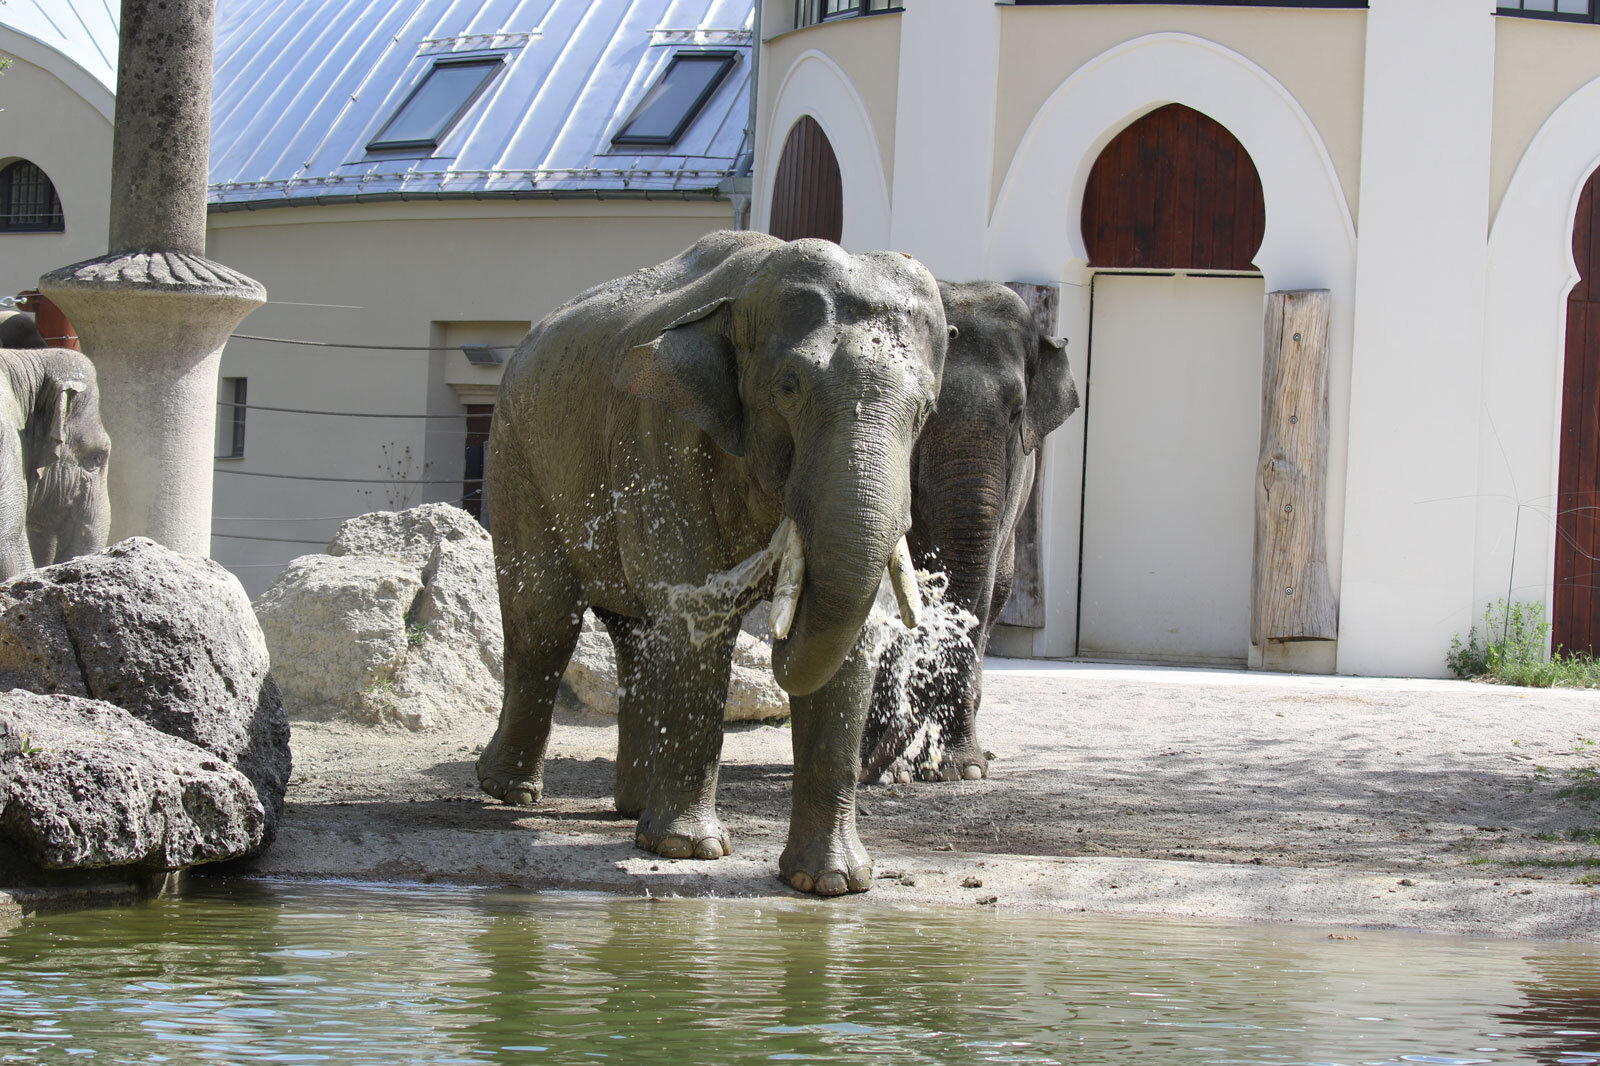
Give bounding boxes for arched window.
[1081,104,1264,271]
[0,161,65,233]
[768,116,843,244]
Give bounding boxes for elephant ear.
[34,379,85,480]
[1022,334,1076,455]
[613,297,745,457]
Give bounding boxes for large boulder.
[255,504,502,731]
[0,691,265,875]
[0,539,291,843]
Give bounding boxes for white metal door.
[1077,273,1264,666]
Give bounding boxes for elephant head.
[22,349,111,567]
[616,237,950,696]
[863,281,1078,781]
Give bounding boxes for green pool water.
[0,879,1596,1064]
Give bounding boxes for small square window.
[611,51,738,147]
[368,57,504,151]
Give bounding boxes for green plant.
[1559,766,1600,804]
[406,621,428,648]
[1448,599,1600,688]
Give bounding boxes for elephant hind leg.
[477,500,584,807]
[631,622,738,861]
[595,607,649,817]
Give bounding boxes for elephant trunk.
[771,414,914,697]
[912,448,1012,619]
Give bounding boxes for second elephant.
[860,282,1078,783]
[0,346,112,581]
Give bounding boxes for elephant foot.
[916,742,988,783]
[476,735,544,806]
[779,830,872,897]
[635,810,732,860]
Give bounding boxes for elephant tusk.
[769,518,805,640]
[887,535,923,629]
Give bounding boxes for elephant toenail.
[962,765,984,780]
[814,873,848,896]
[636,831,650,849]
[789,871,813,893]
[694,838,723,860]
[657,836,693,859]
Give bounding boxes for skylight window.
[612,50,738,147]
[368,57,504,151]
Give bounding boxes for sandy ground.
[244,659,1600,940]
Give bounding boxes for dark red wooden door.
[768,115,843,244]
[1081,103,1265,271]
[1554,170,1600,655]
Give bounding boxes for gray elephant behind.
[861,281,1078,784]
[0,345,112,581]
[481,230,949,895]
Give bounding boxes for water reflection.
[0,879,1595,1065]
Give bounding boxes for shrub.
[1447,599,1600,688]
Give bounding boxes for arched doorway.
[768,116,842,243]
[1554,168,1600,656]
[1076,104,1268,666]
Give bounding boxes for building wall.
[993,4,1367,231]
[206,197,736,596]
[1490,17,1600,227]
[754,13,900,248]
[0,28,113,298]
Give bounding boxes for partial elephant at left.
[0,345,112,581]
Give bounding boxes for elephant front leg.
[781,633,875,896]
[632,625,737,860]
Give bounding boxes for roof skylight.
[368,57,504,151]
[611,50,738,147]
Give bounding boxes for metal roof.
[0,0,119,92]
[208,0,755,208]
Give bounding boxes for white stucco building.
[758,0,1600,677]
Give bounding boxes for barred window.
[0,161,64,233]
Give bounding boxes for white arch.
[984,34,1356,667]
[1478,76,1600,624]
[986,32,1353,286]
[756,49,892,252]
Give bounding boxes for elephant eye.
[81,449,108,473]
[780,371,799,395]
[1008,403,1024,426]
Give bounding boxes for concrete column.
[39,0,264,557]
[886,0,999,279]
[1336,0,1496,675]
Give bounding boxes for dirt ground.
[248,659,1600,940]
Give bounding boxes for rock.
[0,539,291,844]
[327,504,486,568]
[254,554,424,726]
[559,612,789,723]
[259,503,787,729]
[0,691,265,874]
[255,504,502,731]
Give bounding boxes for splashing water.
[861,568,979,782]
[655,524,789,647]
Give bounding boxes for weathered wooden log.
[1252,289,1337,644]
[996,282,1057,629]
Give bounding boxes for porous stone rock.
[255,504,502,731]
[0,691,265,874]
[0,539,291,843]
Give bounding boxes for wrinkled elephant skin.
[480,231,948,895]
[0,347,112,581]
[861,282,1078,784]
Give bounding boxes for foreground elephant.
[861,282,1077,783]
[480,231,948,895]
[0,346,112,581]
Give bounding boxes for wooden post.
[1252,290,1337,644]
[996,282,1057,629]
